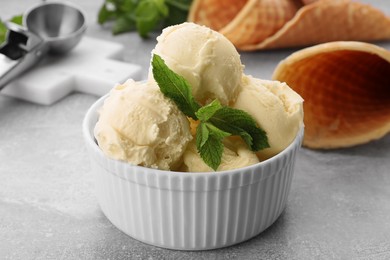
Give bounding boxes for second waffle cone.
[273,41,390,148]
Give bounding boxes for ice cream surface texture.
[150,22,243,106]
[94,79,192,171]
[233,75,304,160]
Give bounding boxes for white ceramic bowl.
[83,95,304,250]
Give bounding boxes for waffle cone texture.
[273,41,390,148]
[188,0,390,50]
[83,95,304,250]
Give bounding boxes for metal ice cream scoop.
[0,1,86,90]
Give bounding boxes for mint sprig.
[152,54,269,170]
[98,0,192,38]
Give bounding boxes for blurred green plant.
[98,0,193,38]
[0,14,23,44]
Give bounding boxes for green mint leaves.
[0,14,23,44]
[152,54,269,171]
[196,122,230,171]
[208,107,269,152]
[152,54,200,119]
[98,0,192,38]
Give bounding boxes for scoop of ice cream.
[181,137,259,172]
[94,79,192,170]
[233,75,304,160]
[150,22,243,106]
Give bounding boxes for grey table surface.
[1,1,390,259]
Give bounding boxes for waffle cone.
[219,0,301,48]
[188,0,390,51]
[273,41,390,148]
[188,0,248,31]
[301,0,319,5]
[249,0,390,50]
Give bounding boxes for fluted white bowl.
[83,95,304,250]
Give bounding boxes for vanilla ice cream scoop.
[233,75,304,160]
[150,22,243,106]
[181,137,259,172]
[94,79,192,170]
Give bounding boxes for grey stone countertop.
[1,1,390,259]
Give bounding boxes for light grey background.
[1,1,390,259]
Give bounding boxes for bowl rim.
[83,94,304,178]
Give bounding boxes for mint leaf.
[204,122,231,140]
[195,99,222,122]
[0,14,23,44]
[98,0,191,37]
[163,0,191,27]
[120,0,139,13]
[135,0,167,38]
[196,122,230,171]
[112,15,136,35]
[209,107,269,151]
[154,0,169,16]
[152,54,201,119]
[98,3,117,24]
[165,0,192,11]
[196,122,209,148]
[198,134,223,171]
[9,15,23,25]
[0,19,7,44]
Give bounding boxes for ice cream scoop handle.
[0,23,46,90]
